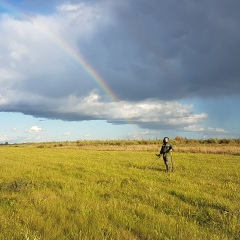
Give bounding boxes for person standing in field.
[156,137,173,172]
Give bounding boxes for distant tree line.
[1,138,240,147]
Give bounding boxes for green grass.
[0,147,239,240]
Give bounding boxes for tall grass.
[0,147,239,239]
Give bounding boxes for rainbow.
[0,0,119,102]
[46,34,120,103]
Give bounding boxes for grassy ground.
[0,146,239,239]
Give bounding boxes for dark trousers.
[163,155,172,172]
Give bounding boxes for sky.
[0,0,240,144]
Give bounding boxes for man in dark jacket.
[156,137,173,172]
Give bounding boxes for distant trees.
[172,137,240,145]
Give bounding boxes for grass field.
[0,145,239,239]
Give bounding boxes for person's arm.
[156,145,163,157]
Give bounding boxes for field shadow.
[169,190,229,212]
[145,167,166,172]
[132,165,165,172]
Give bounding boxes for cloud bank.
[1,0,239,134]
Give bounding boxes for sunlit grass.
[0,147,239,239]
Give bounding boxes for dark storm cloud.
[3,0,240,101]
[77,0,240,100]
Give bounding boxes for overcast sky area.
[0,0,240,143]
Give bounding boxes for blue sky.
[0,0,240,143]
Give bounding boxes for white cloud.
[183,125,206,132]
[207,127,225,133]
[11,128,20,132]
[64,132,71,136]
[83,134,91,138]
[26,126,43,133]
[127,130,161,139]
[54,92,208,128]
[57,2,96,20]
[56,2,108,23]
[183,125,226,134]
[57,3,83,12]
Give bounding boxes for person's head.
[163,137,169,143]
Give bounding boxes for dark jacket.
[160,142,173,157]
